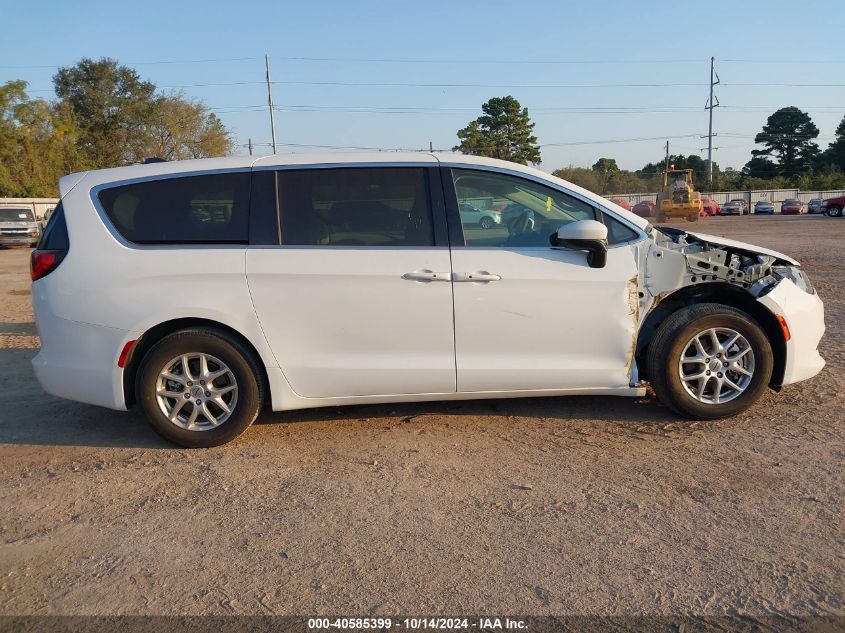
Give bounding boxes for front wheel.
[136,329,264,447]
[828,206,842,217]
[479,216,494,230]
[646,304,773,419]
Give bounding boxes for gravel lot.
[0,215,843,623]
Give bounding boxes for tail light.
[30,249,66,281]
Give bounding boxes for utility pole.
[247,138,253,156]
[705,56,720,187]
[429,141,433,152]
[265,54,277,154]
[664,140,670,172]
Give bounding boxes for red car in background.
[822,196,845,217]
[700,197,720,216]
[610,198,632,210]
[631,200,655,217]
[781,199,805,215]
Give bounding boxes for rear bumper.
[757,279,825,385]
[0,236,37,245]
[32,286,137,410]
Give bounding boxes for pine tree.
[454,96,541,165]
[751,107,820,178]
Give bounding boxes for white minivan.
[31,153,825,447]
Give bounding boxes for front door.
[445,167,641,393]
[247,166,456,398]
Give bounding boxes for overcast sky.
[2,0,844,172]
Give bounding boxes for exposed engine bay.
[641,225,814,307]
[629,224,817,387]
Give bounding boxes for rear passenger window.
[277,168,434,246]
[97,172,250,244]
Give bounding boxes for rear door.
[246,165,457,399]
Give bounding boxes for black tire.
[828,206,842,218]
[646,303,773,419]
[479,216,494,229]
[136,328,264,447]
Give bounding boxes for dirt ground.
[0,215,843,622]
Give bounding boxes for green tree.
[591,158,619,192]
[591,158,619,175]
[742,156,779,179]
[0,81,83,197]
[552,166,601,193]
[53,57,157,167]
[605,170,645,195]
[142,94,234,161]
[454,96,541,165]
[820,114,845,171]
[751,106,820,178]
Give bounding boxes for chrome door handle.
[454,271,501,282]
[402,270,451,282]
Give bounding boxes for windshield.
[0,208,34,221]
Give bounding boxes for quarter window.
[277,168,434,247]
[97,172,250,244]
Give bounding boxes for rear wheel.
[828,206,842,218]
[480,216,494,229]
[647,304,773,419]
[137,329,264,447]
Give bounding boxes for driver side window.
[451,169,596,248]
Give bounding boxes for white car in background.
[458,201,502,229]
[31,154,825,447]
[0,207,41,247]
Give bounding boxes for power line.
[267,55,707,65]
[0,56,261,69]
[722,59,845,64]
[540,134,703,148]
[7,55,844,70]
[722,82,845,87]
[242,134,708,152]
[26,80,699,91]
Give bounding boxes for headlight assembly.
[773,266,815,295]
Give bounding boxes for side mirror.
[550,220,608,269]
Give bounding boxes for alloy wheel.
[155,353,238,430]
[678,327,755,404]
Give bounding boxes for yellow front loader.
[654,168,701,223]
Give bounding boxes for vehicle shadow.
[0,320,681,449]
[0,321,172,449]
[255,392,680,431]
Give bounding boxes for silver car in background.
[807,199,825,214]
[721,199,749,216]
[0,207,41,247]
[754,200,775,215]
